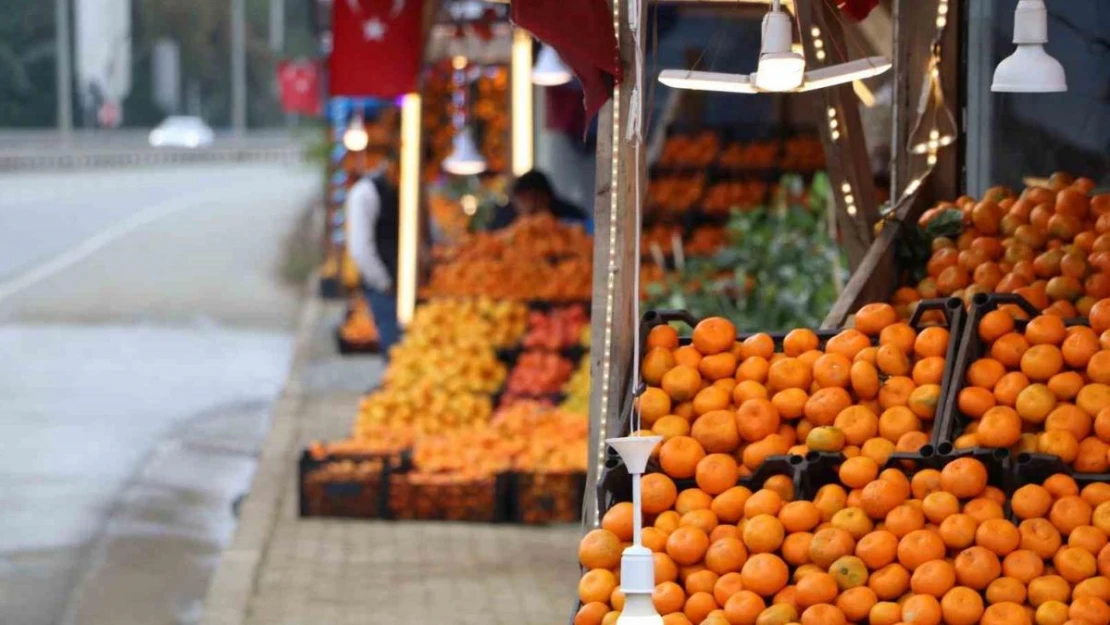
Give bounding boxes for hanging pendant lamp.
[992,0,1066,93]
[532,45,573,86]
[658,0,890,94]
[442,126,487,176]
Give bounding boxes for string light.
[841,181,858,217]
[809,26,826,62]
[827,106,841,142]
[593,0,624,529]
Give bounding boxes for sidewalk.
[200,295,581,625]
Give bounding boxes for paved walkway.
[200,295,581,625]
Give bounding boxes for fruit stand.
[573,0,1110,623]
[302,214,596,523]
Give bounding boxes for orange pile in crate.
[578,454,1110,625]
[899,173,1110,318]
[340,296,379,345]
[702,180,770,215]
[717,140,778,170]
[659,133,721,168]
[422,214,592,301]
[637,307,949,469]
[954,305,1110,472]
[649,175,708,217]
[411,401,588,476]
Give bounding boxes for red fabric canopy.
[511,0,622,123]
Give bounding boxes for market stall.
[571,0,1110,624]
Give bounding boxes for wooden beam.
[584,0,644,529]
[794,0,879,273]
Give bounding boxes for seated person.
[488,169,591,232]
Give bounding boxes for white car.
[149,116,214,148]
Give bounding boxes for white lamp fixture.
[342,115,370,152]
[658,0,890,94]
[442,126,487,176]
[992,0,1066,93]
[606,435,665,625]
[532,45,573,86]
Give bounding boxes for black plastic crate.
[387,471,512,523]
[935,293,1090,459]
[1011,451,1110,491]
[298,449,393,519]
[511,471,586,525]
[611,298,965,449]
[335,327,380,355]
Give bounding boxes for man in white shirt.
[345,165,402,350]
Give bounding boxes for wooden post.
[794,0,880,273]
[584,0,644,528]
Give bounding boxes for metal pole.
[55,0,73,142]
[232,0,247,135]
[269,0,285,53]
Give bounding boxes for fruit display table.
[303,216,596,524]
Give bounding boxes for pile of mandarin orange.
[576,310,1110,625]
[638,304,949,473]
[894,173,1110,319]
[953,302,1110,473]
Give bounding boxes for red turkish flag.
[277,60,321,115]
[330,0,423,97]
[511,0,622,123]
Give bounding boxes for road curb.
[198,276,323,625]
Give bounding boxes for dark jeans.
[364,287,401,352]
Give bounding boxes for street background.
[0,163,320,625]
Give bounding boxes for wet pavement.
[0,164,318,625]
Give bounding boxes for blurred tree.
[0,0,315,127]
[0,0,59,126]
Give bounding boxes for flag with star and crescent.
[329,0,422,97]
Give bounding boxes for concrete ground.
[200,298,582,625]
[0,163,317,625]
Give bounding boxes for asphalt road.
[0,163,320,625]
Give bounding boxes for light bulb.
[342,116,370,152]
[616,594,664,625]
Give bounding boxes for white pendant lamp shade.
[992,0,1066,92]
[532,46,573,86]
[342,115,370,152]
[442,126,487,176]
[658,0,890,95]
[607,435,665,625]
